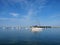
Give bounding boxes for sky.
[0,0,60,26]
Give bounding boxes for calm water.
[0,28,60,45]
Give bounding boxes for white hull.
[31,27,43,32]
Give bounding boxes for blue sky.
[0,0,60,26]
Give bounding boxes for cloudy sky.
[0,0,60,26]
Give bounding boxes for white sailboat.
[31,25,43,32]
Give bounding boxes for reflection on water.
[0,28,60,45]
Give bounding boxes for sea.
[0,28,60,45]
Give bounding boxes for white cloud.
[10,13,19,17]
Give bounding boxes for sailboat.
[31,25,43,32]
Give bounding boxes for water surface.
[0,28,60,45]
